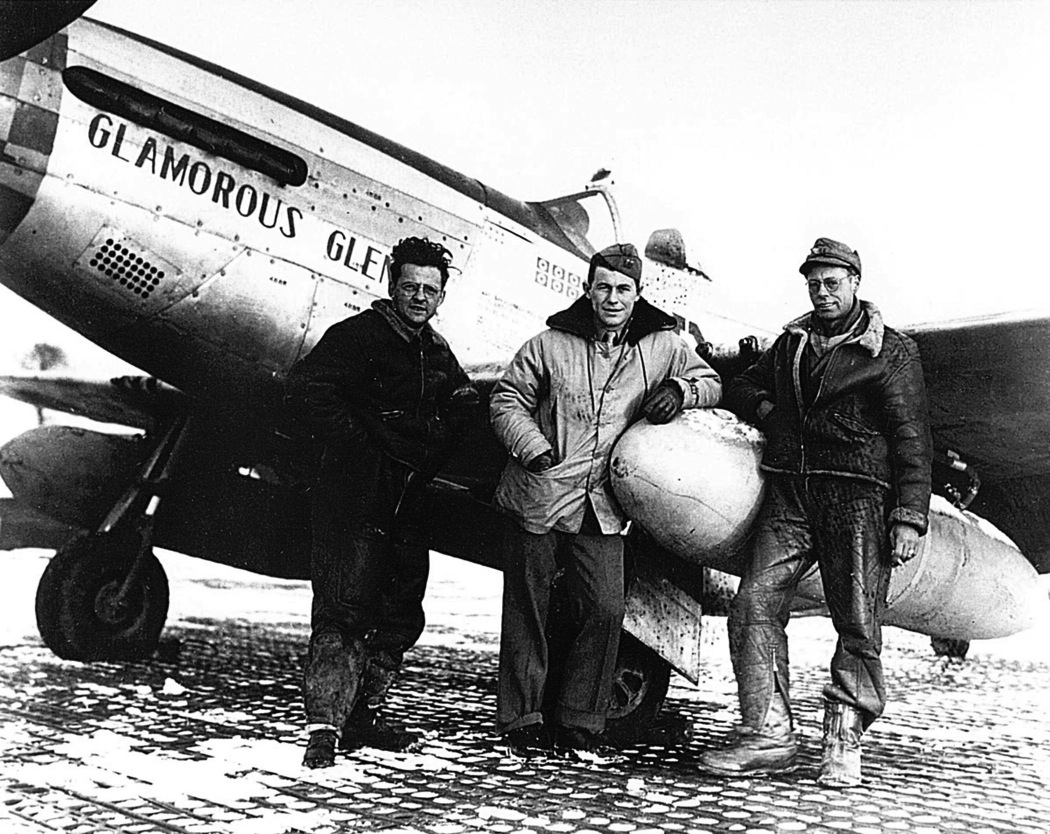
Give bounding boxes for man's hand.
[889,523,921,567]
[642,380,685,424]
[525,451,556,473]
[442,385,480,433]
[756,400,775,423]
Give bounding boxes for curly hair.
[388,237,454,287]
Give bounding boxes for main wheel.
[931,636,969,660]
[603,633,671,746]
[542,620,672,746]
[35,532,169,661]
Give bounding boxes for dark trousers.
[729,475,891,731]
[497,513,625,735]
[304,444,430,730]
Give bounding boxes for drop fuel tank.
[611,409,1049,640]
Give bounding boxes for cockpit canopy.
[539,189,700,275]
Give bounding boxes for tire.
[35,532,169,661]
[542,572,673,746]
[931,636,969,660]
[603,633,671,746]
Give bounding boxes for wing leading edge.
[0,375,184,430]
[907,309,1050,484]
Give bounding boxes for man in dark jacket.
[286,236,477,769]
[701,237,932,786]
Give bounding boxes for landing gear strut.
[34,417,189,661]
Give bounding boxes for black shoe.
[341,705,421,752]
[303,729,338,769]
[499,724,550,759]
[554,726,623,766]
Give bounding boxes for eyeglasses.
[805,276,853,294]
[396,282,442,300]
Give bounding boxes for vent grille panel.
[89,238,166,298]
[77,228,180,304]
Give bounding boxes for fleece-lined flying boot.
[699,692,798,776]
[818,701,863,787]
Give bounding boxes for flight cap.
[591,242,643,285]
[799,237,861,276]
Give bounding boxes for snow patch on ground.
[3,722,473,833]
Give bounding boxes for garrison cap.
[590,242,643,285]
[799,237,861,276]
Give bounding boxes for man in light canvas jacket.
[489,242,721,761]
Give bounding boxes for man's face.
[390,263,444,326]
[805,264,858,324]
[587,265,639,330]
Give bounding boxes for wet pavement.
[1,549,1048,834]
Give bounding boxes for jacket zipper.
[416,339,425,419]
[795,335,837,474]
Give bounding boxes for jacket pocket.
[830,412,879,435]
[494,459,581,529]
[824,411,880,446]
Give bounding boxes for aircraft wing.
[905,309,1050,483]
[0,375,185,430]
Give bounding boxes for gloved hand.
[525,451,556,473]
[642,380,684,424]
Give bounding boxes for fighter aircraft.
[0,6,1047,741]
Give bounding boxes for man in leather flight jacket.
[286,237,477,769]
[701,237,932,787]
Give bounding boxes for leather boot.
[699,689,798,776]
[303,729,338,768]
[303,632,365,737]
[341,703,421,752]
[818,701,863,787]
[340,654,420,752]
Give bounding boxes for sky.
[2,0,1050,377]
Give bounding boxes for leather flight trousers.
[729,475,892,733]
[497,514,625,736]
[304,451,431,732]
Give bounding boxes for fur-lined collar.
[372,298,437,343]
[545,296,677,346]
[784,300,885,357]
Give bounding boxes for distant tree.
[21,343,67,373]
[20,343,67,425]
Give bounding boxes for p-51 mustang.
[0,6,1047,740]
